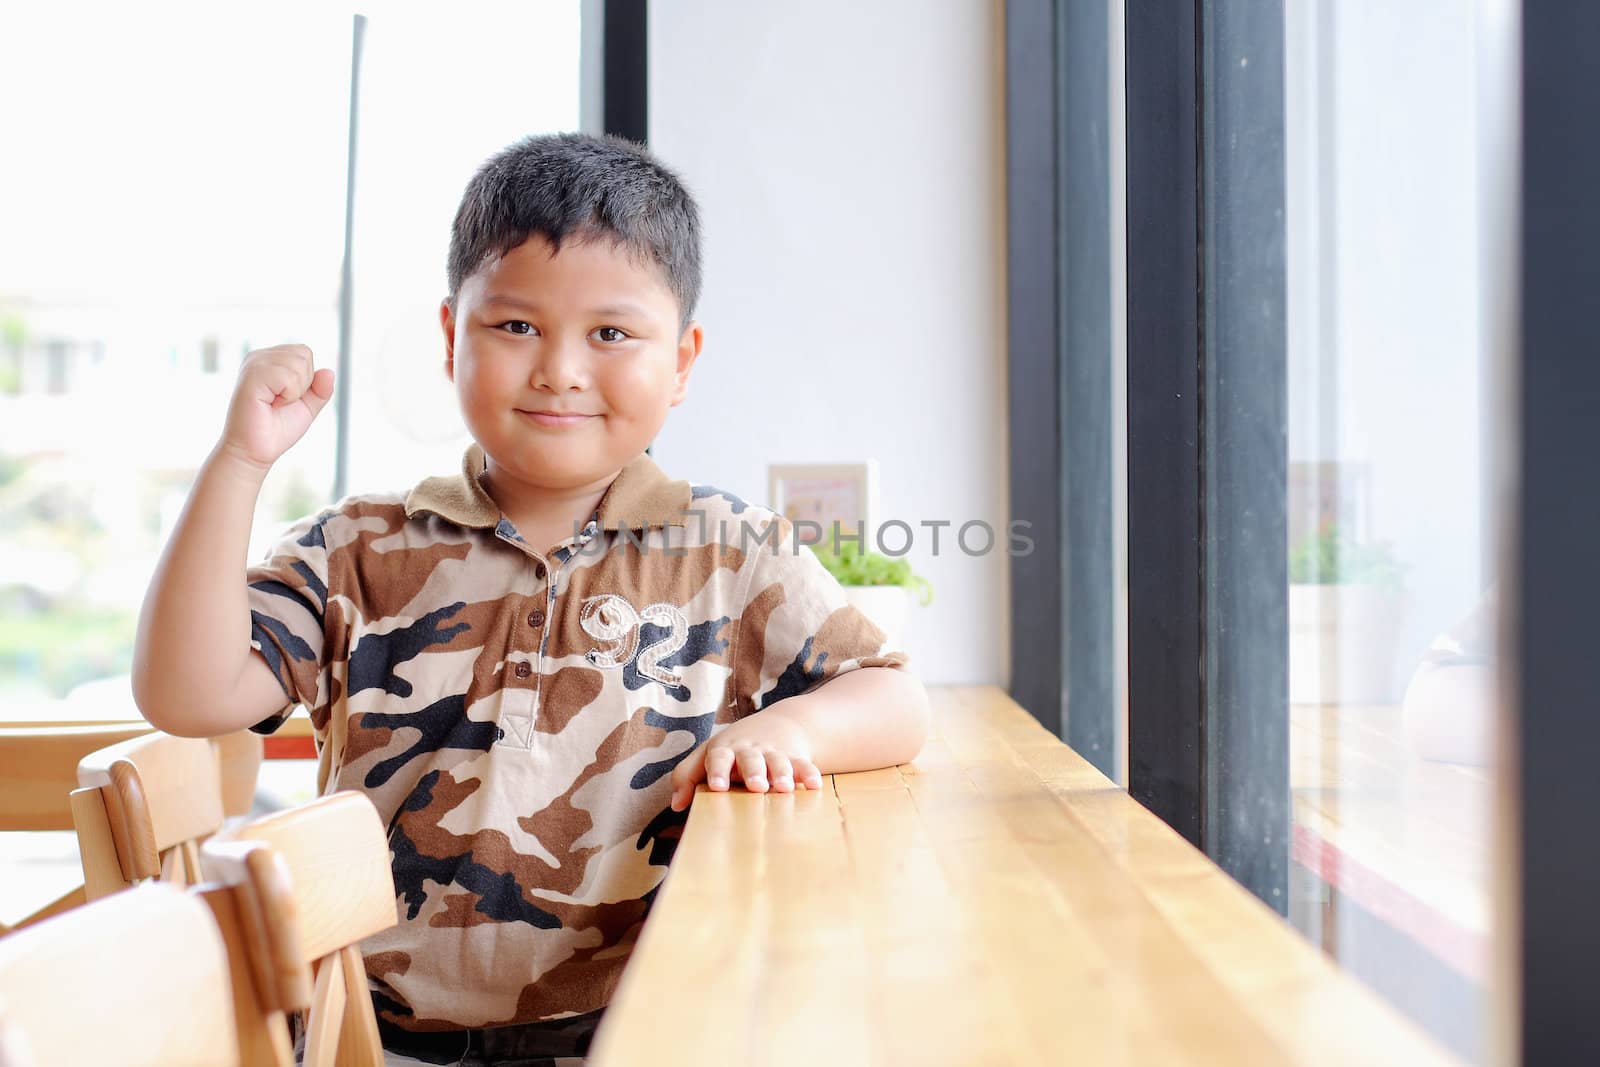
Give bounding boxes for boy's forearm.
[131,447,269,734]
[764,666,930,774]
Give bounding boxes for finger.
[704,745,735,791]
[299,368,336,420]
[735,748,768,793]
[292,349,316,394]
[669,743,708,812]
[268,342,314,369]
[764,750,795,793]
[258,362,306,406]
[791,756,823,791]
[264,346,315,391]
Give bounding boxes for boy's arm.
[131,345,334,738]
[762,665,930,774]
[667,514,927,810]
[668,666,928,811]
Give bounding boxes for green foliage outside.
[0,311,26,395]
[0,454,23,490]
[809,536,934,607]
[0,458,136,698]
[0,311,27,351]
[277,468,326,523]
[1289,521,1405,590]
[0,597,134,698]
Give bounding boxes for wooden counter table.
[588,686,1462,1066]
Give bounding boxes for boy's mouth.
[518,409,597,428]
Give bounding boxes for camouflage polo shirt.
[243,443,910,1032]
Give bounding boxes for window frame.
[1004,0,1117,772]
[1516,6,1600,1059]
[1121,0,1290,907]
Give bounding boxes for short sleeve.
[727,512,911,718]
[243,511,332,735]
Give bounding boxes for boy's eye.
[593,327,628,343]
[499,320,536,336]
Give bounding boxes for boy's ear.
[439,298,456,381]
[670,321,704,406]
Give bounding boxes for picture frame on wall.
[766,461,880,547]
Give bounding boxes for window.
[1282,3,1515,1059]
[0,2,581,718]
[1033,1,1523,1060]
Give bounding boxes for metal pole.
[334,13,365,503]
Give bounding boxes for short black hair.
[445,132,703,330]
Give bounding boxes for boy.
[133,132,929,1065]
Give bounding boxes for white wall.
[647,2,1009,686]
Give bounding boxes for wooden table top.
[589,686,1461,1066]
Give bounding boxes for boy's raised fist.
[219,344,336,472]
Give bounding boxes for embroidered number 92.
[580,594,688,687]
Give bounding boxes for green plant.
[276,469,326,524]
[1289,522,1405,589]
[1,310,28,352]
[0,601,135,698]
[809,537,933,607]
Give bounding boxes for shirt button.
[513,662,532,679]
[527,609,545,628]
[534,562,546,579]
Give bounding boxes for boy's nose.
[530,340,590,392]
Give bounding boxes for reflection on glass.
[1283,2,1512,1063]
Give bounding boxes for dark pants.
[295,1009,604,1066]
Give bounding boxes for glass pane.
[342,1,582,495]
[0,2,583,722]
[0,8,350,718]
[1283,2,1516,1062]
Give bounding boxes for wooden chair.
[0,723,154,933]
[0,884,239,1066]
[70,729,264,899]
[203,791,397,1067]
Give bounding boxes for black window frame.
[602,0,648,144]
[1005,0,1117,775]
[1118,0,1291,906]
[1517,6,1600,1060]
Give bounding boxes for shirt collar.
[404,443,693,532]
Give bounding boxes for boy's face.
[440,233,702,501]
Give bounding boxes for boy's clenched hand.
[219,344,336,473]
[668,707,825,812]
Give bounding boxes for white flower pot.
[1288,583,1406,705]
[841,585,910,650]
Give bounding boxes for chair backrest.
[72,732,228,895]
[203,791,397,1067]
[0,724,156,833]
[0,724,162,933]
[0,884,239,1067]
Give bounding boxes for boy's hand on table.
[668,707,823,812]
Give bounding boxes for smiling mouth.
[517,409,597,427]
